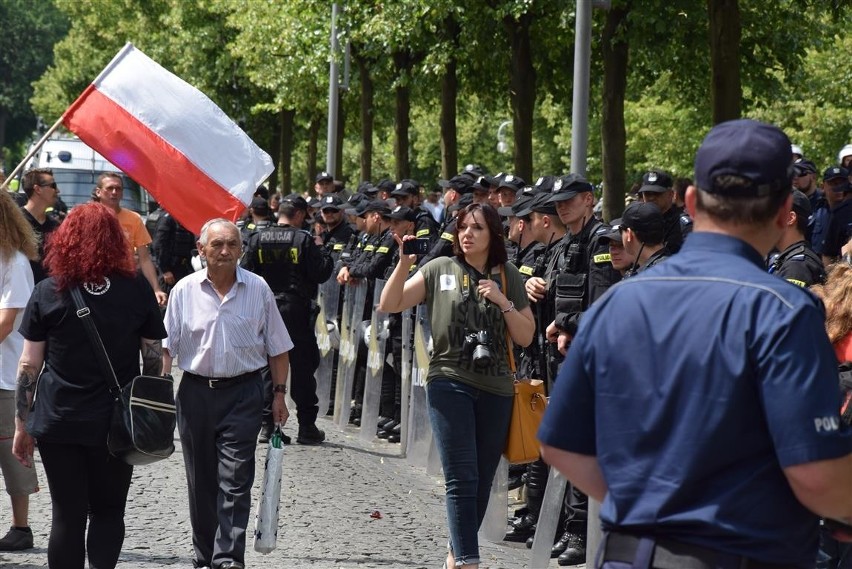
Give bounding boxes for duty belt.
[184,369,261,389]
[603,533,799,569]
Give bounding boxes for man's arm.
[784,455,852,520]
[137,246,168,306]
[269,351,290,426]
[540,444,607,502]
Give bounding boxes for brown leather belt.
[603,533,800,569]
[183,369,261,389]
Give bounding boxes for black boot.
[555,520,586,565]
[504,459,548,542]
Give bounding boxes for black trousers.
[262,300,321,428]
[177,373,263,567]
[37,441,133,569]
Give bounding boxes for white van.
[25,134,149,214]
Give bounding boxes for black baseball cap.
[790,189,812,219]
[694,119,793,197]
[438,174,475,194]
[638,170,673,194]
[280,194,308,210]
[533,175,556,193]
[359,199,391,217]
[319,194,349,211]
[621,202,664,244]
[823,166,849,182]
[547,173,594,203]
[383,205,417,221]
[600,219,624,244]
[793,159,817,176]
[497,174,526,193]
[315,171,333,183]
[250,196,270,213]
[391,180,419,197]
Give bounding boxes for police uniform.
[539,119,852,569]
[768,240,825,287]
[661,205,692,255]
[824,198,852,260]
[153,212,196,288]
[241,220,334,438]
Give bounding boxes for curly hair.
[813,263,852,344]
[0,190,38,262]
[44,203,136,290]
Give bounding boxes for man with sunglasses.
[792,159,829,255]
[20,168,60,283]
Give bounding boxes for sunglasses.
[37,181,57,190]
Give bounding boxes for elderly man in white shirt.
[163,218,292,569]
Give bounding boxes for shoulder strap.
[69,287,122,396]
[500,266,517,374]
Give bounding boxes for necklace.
[83,277,111,296]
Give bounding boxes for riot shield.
[528,470,569,569]
[399,307,414,456]
[334,283,367,429]
[406,303,441,474]
[360,279,388,442]
[479,455,509,543]
[314,279,340,418]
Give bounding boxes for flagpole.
[0,115,65,191]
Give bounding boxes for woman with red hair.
[13,203,167,569]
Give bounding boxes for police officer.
[619,202,669,277]
[637,169,693,255]
[768,189,825,287]
[319,194,355,262]
[241,194,334,445]
[821,166,852,266]
[540,119,852,569]
[389,180,439,246]
[792,159,830,255]
[240,196,273,247]
[153,211,197,292]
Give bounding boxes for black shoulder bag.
[70,287,176,465]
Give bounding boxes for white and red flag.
[62,42,272,234]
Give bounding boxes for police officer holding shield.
[242,194,334,445]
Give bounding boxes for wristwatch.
[272,384,287,394]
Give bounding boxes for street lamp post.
[497,120,511,154]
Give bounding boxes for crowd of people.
[2,119,852,568]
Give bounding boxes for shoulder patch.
[593,253,612,264]
[416,229,431,238]
[594,226,609,235]
[519,265,534,276]
[440,232,455,242]
[376,246,390,254]
[786,278,807,287]
[333,243,344,251]
[364,244,376,252]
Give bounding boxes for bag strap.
[500,266,517,375]
[69,287,122,397]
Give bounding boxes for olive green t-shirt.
[418,256,530,396]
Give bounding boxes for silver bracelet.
[501,301,516,314]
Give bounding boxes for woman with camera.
[380,203,534,569]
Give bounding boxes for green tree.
[0,0,68,168]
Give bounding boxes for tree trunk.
[707,0,741,124]
[280,109,294,194]
[357,53,374,183]
[440,17,459,180]
[504,13,535,181]
[268,112,281,194]
[393,50,411,181]
[307,117,320,194]
[600,4,630,222]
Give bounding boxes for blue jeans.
[427,378,513,566]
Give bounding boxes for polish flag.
[62,43,273,235]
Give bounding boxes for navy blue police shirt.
[538,231,852,567]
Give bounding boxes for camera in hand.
[464,330,493,366]
[402,238,430,255]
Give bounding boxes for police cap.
[638,170,673,194]
[621,202,664,244]
[694,119,793,197]
[250,196,270,214]
[280,194,308,210]
[315,171,333,183]
[383,205,417,221]
[547,174,594,203]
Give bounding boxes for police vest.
[255,226,309,296]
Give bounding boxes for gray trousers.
[176,373,264,567]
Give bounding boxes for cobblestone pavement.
[3,375,577,569]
